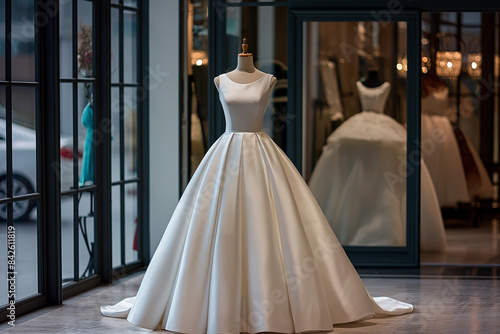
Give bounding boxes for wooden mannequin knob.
[239,37,252,57]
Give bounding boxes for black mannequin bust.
[360,70,384,88]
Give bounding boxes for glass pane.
[78,82,92,186]
[0,222,6,305]
[78,0,94,79]
[12,87,37,204]
[111,8,120,83]
[60,83,75,192]
[14,199,38,299]
[78,190,95,278]
[124,0,137,7]
[420,12,499,265]
[189,0,210,177]
[59,0,73,78]
[124,10,137,83]
[61,196,74,284]
[0,0,5,81]
[112,185,122,268]
[225,6,288,151]
[304,21,408,247]
[462,12,481,26]
[0,87,6,206]
[124,87,137,179]
[111,88,121,182]
[11,0,36,82]
[125,182,138,263]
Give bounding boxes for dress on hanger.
[309,81,446,252]
[421,87,493,206]
[79,102,94,185]
[319,59,344,121]
[100,74,413,333]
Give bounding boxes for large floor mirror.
[303,20,413,248]
[290,11,421,266]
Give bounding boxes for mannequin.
[100,36,414,333]
[421,70,493,205]
[309,62,446,251]
[214,37,277,87]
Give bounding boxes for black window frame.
[0,0,150,321]
[109,0,149,277]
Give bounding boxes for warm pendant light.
[466,53,500,79]
[467,53,482,79]
[436,51,462,78]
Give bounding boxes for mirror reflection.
[420,12,499,266]
[303,21,446,250]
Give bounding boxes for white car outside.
[0,119,82,221]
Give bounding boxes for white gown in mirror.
[100,74,413,333]
[309,81,446,252]
[421,87,493,206]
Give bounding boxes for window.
[0,0,41,309]
[59,0,97,286]
[110,0,142,271]
[0,0,149,320]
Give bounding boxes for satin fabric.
[308,111,446,252]
[101,73,413,333]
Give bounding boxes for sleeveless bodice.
[216,73,275,132]
[356,81,391,114]
[421,86,449,116]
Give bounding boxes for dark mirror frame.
[288,9,421,267]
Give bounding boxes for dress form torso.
[215,73,276,132]
[214,54,278,132]
[356,81,391,114]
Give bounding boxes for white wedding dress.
[309,81,446,252]
[100,73,413,333]
[421,87,493,206]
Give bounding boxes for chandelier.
[433,32,463,79]
[435,51,462,78]
[466,53,481,78]
[466,53,500,79]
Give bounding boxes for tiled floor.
[1,271,499,333]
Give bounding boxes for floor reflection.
[422,218,500,265]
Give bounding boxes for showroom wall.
[149,0,179,257]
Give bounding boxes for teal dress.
[80,103,94,185]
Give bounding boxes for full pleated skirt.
[308,125,446,252]
[101,131,412,333]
